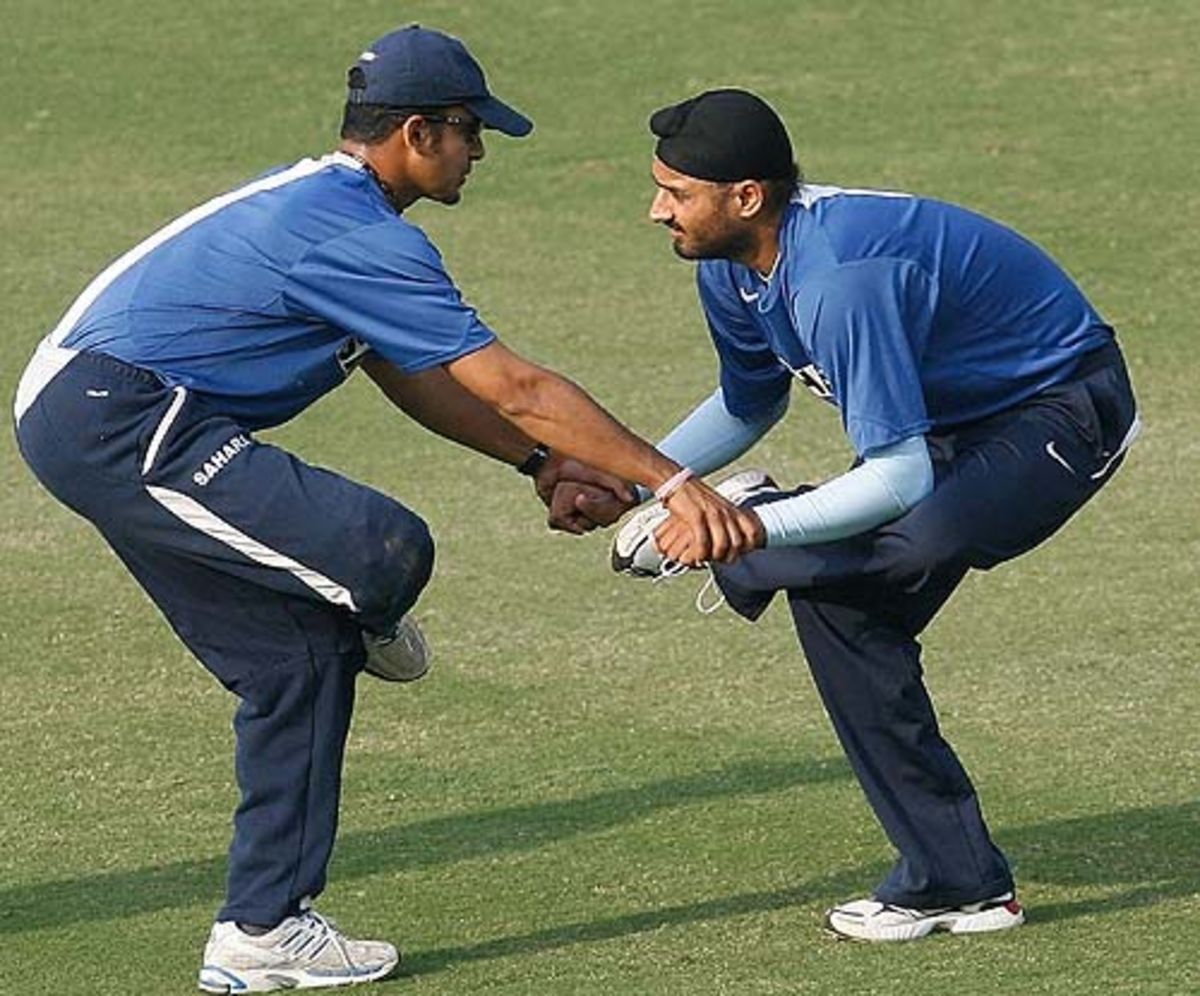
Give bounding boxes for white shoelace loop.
[650,560,726,615]
[652,559,693,583]
[693,573,727,615]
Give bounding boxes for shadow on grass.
[4,762,1195,964]
[1002,801,1200,926]
[396,800,1200,978]
[400,868,877,979]
[0,756,849,935]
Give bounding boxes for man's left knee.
[358,512,435,632]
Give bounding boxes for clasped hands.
[533,456,764,566]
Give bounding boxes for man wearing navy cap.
[13,29,759,991]
[569,88,1139,942]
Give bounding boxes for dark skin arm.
[364,353,534,466]
[362,354,630,533]
[444,341,763,564]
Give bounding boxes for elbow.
[492,367,554,423]
[718,386,789,428]
[913,458,934,505]
[445,342,561,423]
[863,435,933,515]
[896,445,934,511]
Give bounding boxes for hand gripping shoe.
[611,468,778,578]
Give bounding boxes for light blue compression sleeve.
[633,388,789,503]
[754,434,933,546]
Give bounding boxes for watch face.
[518,444,550,476]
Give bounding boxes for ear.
[731,180,767,219]
[400,115,440,156]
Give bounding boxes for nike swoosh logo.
[738,287,759,303]
[1045,441,1076,475]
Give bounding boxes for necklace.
[344,150,404,213]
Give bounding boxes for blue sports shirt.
[54,153,495,430]
[699,184,1115,455]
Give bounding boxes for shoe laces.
[276,908,352,966]
[693,573,726,615]
[652,559,692,583]
[652,561,727,616]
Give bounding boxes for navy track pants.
[715,341,1138,907]
[16,350,434,925]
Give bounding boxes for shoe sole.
[824,901,1025,943]
[199,953,399,992]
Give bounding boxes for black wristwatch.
[516,443,551,477]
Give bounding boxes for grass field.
[2,1,1198,993]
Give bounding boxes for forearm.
[363,355,537,466]
[445,343,681,490]
[502,374,681,488]
[632,387,788,502]
[754,435,933,546]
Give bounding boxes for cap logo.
[359,50,377,61]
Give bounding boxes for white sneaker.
[824,892,1025,942]
[198,909,399,992]
[610,468,778,578]
[363,614,430,682]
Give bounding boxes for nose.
[649,188,671,223]
[470,136,485,161]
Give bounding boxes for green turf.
[2,1,1197,993]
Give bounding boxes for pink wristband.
[654,467,695,504]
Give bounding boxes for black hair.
[339,101,463,145]
[761,162,803,217]
[340,103,409,144]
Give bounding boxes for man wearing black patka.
[566,88,1140,942]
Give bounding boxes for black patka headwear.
[649,88,793,182]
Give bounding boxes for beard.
[669,224,755,262]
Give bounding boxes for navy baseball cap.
[347,25,533,137]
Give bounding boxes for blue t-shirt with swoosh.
[698,185,1114,455]
[57,152,495,430]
